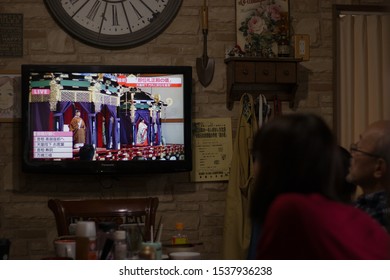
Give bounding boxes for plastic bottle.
[96,222,116,260]
[171,222,188,245]
[75,221,97,260]
[114,230,128,260]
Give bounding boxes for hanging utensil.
[196,1,215,87]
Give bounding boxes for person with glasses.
[338,146,357,203]
[250,114,390,259]
[346,120,390,232]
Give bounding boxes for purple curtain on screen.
[104,105,119,149]
[78,102,95,145]
[87,113,97,146]
[31,102,50,131]
[53,101,72,131]
[119,111,132,145]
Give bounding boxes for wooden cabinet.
[225,57,301,110]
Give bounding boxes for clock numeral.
[112,5,119,26]
[87,0,102,21]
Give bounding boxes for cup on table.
[119,224,144,258]
[140,241,162,260]
[54,239,76,259]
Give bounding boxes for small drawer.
[234,62,255,83]
[255,62,276,83]
[276,62,296,83]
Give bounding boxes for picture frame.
[0,14,23,57]
[236,0,290,57]
[293,34,310,61]
[0,70,21,122]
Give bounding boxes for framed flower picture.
[236,0,290,57]
[0,71,21,122]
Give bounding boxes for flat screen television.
[21,64,192,174]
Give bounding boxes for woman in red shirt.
[250,113,390,260]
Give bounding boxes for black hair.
[250,113,343,223]
[79,144,95,161]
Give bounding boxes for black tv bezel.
[21,64,193,175]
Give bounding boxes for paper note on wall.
[191,118,233,182]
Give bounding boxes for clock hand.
[128,1,143,21]
[70,0,91,19]
[139,0,160,14]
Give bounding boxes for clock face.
[44,0,182,48]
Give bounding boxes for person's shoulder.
[269,193,350,221]
[267,193,319,220]
[266,193,390,259]
[355,190,387,207]
[271,193,323,210]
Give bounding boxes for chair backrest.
[48,197,159,241]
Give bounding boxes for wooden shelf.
[225,57,302,110]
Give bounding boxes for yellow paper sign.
[191,118,233,182]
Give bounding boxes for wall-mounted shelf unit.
[225,57,302,110]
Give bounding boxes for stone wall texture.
[0,0,387,259]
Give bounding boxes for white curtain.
[338,13,390,148]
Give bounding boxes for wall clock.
[44,0,183,49]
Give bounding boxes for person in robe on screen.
[69,109,86,148]
[136,118,148,146]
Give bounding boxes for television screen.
[21,64,192,174]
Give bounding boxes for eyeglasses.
[349,143,382,158]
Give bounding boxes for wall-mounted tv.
[21,64,192,174]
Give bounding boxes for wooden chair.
[48,197,159,241]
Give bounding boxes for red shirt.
[257,193,390,260]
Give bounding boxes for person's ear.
[373,158,387,178]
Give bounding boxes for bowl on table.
[169,251,201,260]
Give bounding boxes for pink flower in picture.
[267,4,282,21]
[248,16,267,35]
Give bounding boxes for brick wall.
[0,0,386,259]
